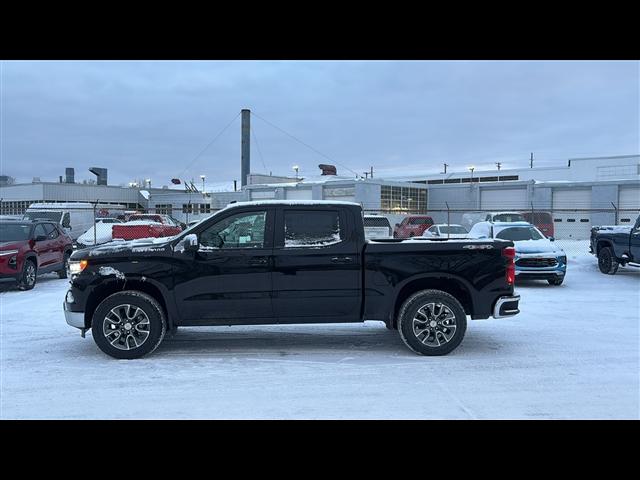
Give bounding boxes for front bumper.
[63,301,85,329]
[515,270,565,281]
[493,295,520,319]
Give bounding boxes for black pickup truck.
[590,214,640,274]
[63,201,520,359]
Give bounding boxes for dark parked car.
[0,220,74,290]
[64,201,520,359]
[590,214,640,274]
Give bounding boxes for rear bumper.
[493,295,520,319]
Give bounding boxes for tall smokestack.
[241,109,250,188]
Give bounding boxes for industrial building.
[1,106,638,242]
[0,167,173,215]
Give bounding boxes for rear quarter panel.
[363,239,514,321]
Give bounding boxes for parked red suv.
[0,220,74,290]
[393,215,435,238]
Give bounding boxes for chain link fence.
[362,206,639,258]
[1,198,638,258]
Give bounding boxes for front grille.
[516,257,558,268]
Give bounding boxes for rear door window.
[283,210,342,247]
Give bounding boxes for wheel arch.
[390,274,474,329]
[596,239,614,255]
[84,278,172,330]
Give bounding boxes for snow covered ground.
[1,243,638,419]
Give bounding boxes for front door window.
[199,211,267,250]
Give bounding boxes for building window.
[498,175,519,181]
[182,204,193,214]
[155,204,173,215]
[200,204,211,214]
[380,185,426,213]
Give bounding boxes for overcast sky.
[1,60,638,188]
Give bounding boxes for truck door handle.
[249,257,269,266]
[331,256,353,264]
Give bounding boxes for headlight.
[0,250,19,256]
[559,255,567,264]
[68,259,88,275]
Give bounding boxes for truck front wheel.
[91,291,167,359]
[397,289,467,356]
[597,247,619,275]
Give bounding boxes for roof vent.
[319,164,337,175]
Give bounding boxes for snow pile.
[285,233,341,248]
[77,222,115,246]
[120,220,163,226]
[97,266,126,280]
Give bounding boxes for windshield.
[23,211,63,222]
[440,226,468,234]
[492,213,525,222]
[364,217,391,227]
[0,223,32,242]
[409,217,432,225]
[496,226,544,241]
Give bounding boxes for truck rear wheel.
[91,291,166,359]
[397,289,467,356]
[598,247,619,275]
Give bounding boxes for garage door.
[285,188,313,200]
[552,188,592,239]
[618,186,640,223]
[480,188,528,210]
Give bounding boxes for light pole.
[292,165,299,179]
[200,175,206,193]
[468,166,475,183]
[145,178,151,189]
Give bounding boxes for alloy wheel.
[103,304,151,351]
[412,302,457,347]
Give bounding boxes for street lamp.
[468,166,475,183]
[292,165,299,179]
[200,175,206,193]
[145,178,151,188]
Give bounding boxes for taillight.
[503,246,516,286]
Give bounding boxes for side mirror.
[549,237,555,241]
[395,223,400,228]
[35,235,47,242]
[183,234,199,252]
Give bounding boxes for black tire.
[548,278,564,286]
[598,247,618,275]
[57,251,71,279]
[17,259,37,291]
[398,289,467,356]
[91,291,167,359]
